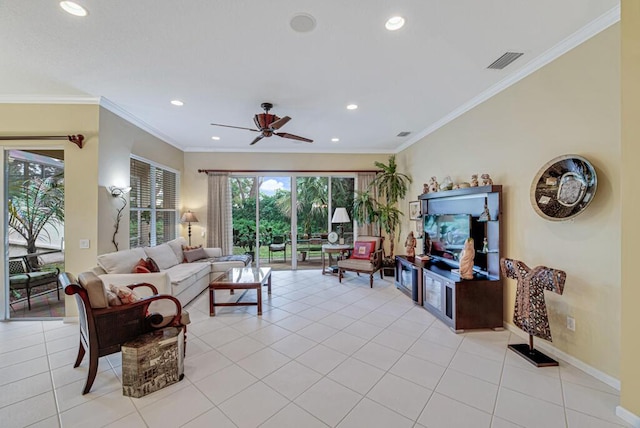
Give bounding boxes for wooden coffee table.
[209,267,272,316]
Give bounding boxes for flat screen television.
[423,214,471,264]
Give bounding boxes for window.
[129,157,179,247]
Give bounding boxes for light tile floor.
[0,270,630,428]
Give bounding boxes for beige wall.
[97,108,184,254]
[620,0,640,417]
[0,104,101,316]
[398,25,621,377]
[181,152,388,247]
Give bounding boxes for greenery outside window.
[129,156,179,247]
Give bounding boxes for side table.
[322,244,352,275]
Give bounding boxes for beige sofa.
[92,237,251,306]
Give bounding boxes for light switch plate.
[79,239,90,249]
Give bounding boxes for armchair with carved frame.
[60,272,187,395]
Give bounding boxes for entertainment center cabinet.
[395,185,504,332]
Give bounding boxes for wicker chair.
[60,272,187,394]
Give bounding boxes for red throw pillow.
[352,241,376,260]
[132,258,151,273]
[146,257,160,272]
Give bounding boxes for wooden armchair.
[337,236,384,287]
[60,272,186,394]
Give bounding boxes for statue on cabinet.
[470,174,479,187]
[422,183,429,195]
[405,231,417,258]
[428,176,439,193]
[481,173,493,186]
[458,237,475,279]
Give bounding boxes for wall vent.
[487,52,524,70]
[397,131,411,137]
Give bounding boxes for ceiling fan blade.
[211,123,259,132]
[275,132,313,143]
[249,135,264,145]
[270,116,291,130]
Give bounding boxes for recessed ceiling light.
[290,13,317,33]
[346,104,358,110]
[211,136,220,140]
[331,138,340,142]
[170,100,184,106]
[60,1,88,17]
[385,16,405,31]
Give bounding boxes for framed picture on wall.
[409,201,421,220]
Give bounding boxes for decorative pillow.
[132,258,151,274]
[109,284,141,305]
[144,244,180,270]
[105,289,122,306]
[183,247,208,263]
[182,244,202,252]
[352,241,376,260]
[146,257,160,272]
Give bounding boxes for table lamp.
[181,210,199,246]
[331,207,350,245]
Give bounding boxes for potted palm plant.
[369,155,412,275]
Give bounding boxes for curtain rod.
[0,134,85,149]
[198,169,378,174]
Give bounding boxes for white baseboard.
[504,323,620,391]
[616,406,640,427]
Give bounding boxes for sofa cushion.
[77,271,109,309]
[338,259,375,272]
[184,247,208,263]
[97,248,147,274]
[144,244,180,270]
[166,237,188,265]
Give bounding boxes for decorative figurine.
[458,237,475,279]
[440,176,453,191]
[500,258,566,367]
[481,173,493,186]
[478,203,491,222]
[428,176,439,193]
[405,231,417,258]
[424,233,432,256]
[470,174,479,187]
[422,183,429,194]
[482,237,488,253]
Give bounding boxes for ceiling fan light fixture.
[60,1,87,17]
[385,16,405,31]
[346,104,358,110]
[170,100,184,106]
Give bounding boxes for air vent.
[487,52,523,70]
[397,131,411,137]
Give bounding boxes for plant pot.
[382,267,395,278]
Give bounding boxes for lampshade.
[331,207,350,224]
[181,211,199,223]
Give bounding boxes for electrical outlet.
[566,316,576,331]
[201,231,205,237]
[79,239,90,249]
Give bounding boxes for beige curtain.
[207,172,233,254]
[356,172,379,237]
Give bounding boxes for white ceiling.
[0,1,619,154]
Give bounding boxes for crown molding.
[396,4,621,154]
[181,145,394,154]
[98,97,183,150]
[616,406,640,427]
[0,95,100,104]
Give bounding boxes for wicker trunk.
[122,326,184,398]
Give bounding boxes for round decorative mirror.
[530,154,597,221]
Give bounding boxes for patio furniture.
[268,235,287,262]
[9,256,60,310]
[60,271,187,394]
[337,236,384,287]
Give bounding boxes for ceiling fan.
[211,102,313,145]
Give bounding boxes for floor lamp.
[181,211,199,246]
[331,207,351,245]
